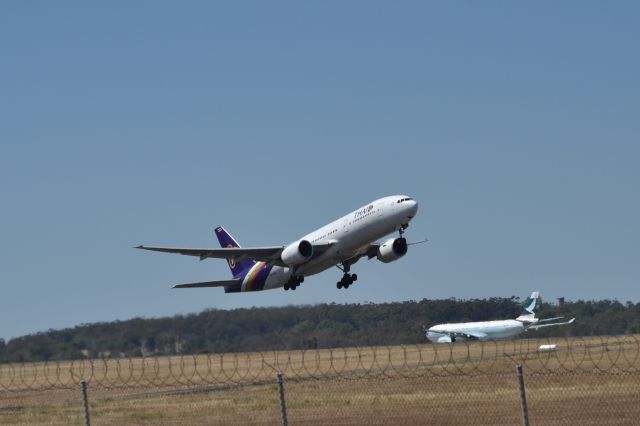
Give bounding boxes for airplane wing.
[534,316,565,323]
[136,242,334,266]
[173,278,242,289]
[136,245,283,261]
[309,242,334,256]
[365,238,428,259]
[528,318,575,330]
[435,330,489,341]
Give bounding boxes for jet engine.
[376,237,408,263]
[281,240,313,265]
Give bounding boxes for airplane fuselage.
[424,292,575,343]
[233,195,418,292]
[427,320,527,343]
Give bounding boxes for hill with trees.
[1,297,639,363]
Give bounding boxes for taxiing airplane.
[137,195,421,292]
[425,292,575,343]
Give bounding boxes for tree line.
[1,297,640,363]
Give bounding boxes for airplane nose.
[406,200,418,217]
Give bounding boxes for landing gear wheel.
[336,270,358,289]
[286,275,304,291]
[337,273,355,289]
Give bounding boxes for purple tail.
[214,226,255,278]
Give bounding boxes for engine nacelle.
[281,240,313,265]
[376,237,408,263]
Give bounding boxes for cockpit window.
[397,197,413,203]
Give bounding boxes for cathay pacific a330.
[136,195,422,293]
[425,292,575,343]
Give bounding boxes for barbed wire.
[1,335,639,391]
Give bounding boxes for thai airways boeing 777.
[425,292,575,343]
[137,195,420,292]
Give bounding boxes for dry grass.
[1,336,639,425]
[3,335,638,391]
[3,372,638,425]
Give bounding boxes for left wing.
[435,330,489,341]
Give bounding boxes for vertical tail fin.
[214,226,255,277]
[516,291,540,322]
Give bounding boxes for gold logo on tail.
[227,244,236,269]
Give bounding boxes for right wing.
[136,242,335,266]
[534,316,565,323]
[528,318,575,330]
[173,278,242,289]
[365,238,428,259]
[136,245,283,261]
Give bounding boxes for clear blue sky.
[1,2,639,340]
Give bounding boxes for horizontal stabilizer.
[173,279,242,289]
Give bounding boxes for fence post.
[81,380,91,426]
[276,372,288,426]
[515,364,529,426]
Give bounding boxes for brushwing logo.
[227,244,236,269]
[355,204,375,219]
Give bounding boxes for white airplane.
[425,292,575,343]
[137,195,421,292]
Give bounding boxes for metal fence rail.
[2,335,639,391]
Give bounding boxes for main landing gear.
[284,275,304,291]
[336,263,357,289]
[337,272,357,289]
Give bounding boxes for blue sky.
[1,2,639,340]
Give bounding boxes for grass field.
[1,336,639,425]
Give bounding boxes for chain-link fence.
[1,335,639,425]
